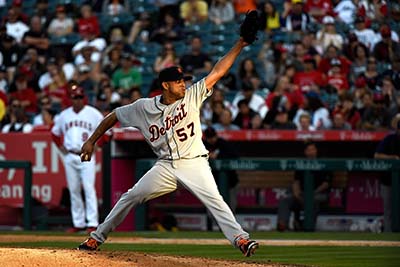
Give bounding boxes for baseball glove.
[239,10,261,44]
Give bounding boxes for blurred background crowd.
[0,0,399,134]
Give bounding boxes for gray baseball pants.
[91,156,249,245]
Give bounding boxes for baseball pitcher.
[78,11,261,256]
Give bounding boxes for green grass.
[1,231,400,241]
[112,231,400,241]
[0,231,399,266]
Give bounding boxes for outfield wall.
[0,130,392,230]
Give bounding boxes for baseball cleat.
[236,239,259,257]
[77,237,100,251]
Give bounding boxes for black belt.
[68,150,81,155]
[162,154,208,160]
[187,154,208,159]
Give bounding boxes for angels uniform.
[52,104,103,229]
[91,78,250,246]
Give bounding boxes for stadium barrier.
[135,158,400,232]
[0,160,32,230]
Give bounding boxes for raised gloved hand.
[239,10,262,44]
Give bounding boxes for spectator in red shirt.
[9,72,38,117]
[357,0,387,23]
[318,44,351,76]
[327,58,349,95]
[77,4,100,38]
[293,55,326,93]
[43,68,70,109]
[304,0,334,22]
[332,93,361,130]
[266,75,304,114]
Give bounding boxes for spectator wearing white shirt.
[296,112,316,131]
[1,99,33,133]
[103,0,129,16]
[72,25,106,66]
[32,95,60,126]
[316,16,344,51]
[353,16,378,51]
[209,0,235,25]
[333,0,356,24]
[294,92,332,130]
[47,5,74,37]
[5,8,29,44]
[231,83,268,120]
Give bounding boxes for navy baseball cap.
[159,66,192,83]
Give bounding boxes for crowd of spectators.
[0,0,399,134]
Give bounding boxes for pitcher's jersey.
[51,105,104,151]
[115,78,212,160]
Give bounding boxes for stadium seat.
[50,33,81,46]
[99,13,135,35]
[140,71,155,97]
[172,41,188,56]
[211,21,238,34]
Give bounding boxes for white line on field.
[106,238,400,247]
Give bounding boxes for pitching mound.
[0,248,287,267]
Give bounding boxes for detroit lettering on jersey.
[64,120,93,132]
[149,103,187,142]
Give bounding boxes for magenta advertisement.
[346,173,383,213]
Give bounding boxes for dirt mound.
[0,248,284,267]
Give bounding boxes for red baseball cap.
[354,77,366,88]
[12,0,22,6]
[70,85,84,98]
[276,44,288,53]
[303,54,314,62]
[56,5,66,13]
[380,25,391,38]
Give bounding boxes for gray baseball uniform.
[91,78,249,246]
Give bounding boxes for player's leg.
[90,161,177,243]
[79,157,98,228]
[277,193,294,231]
[176,157,249,244]
[381,184,392,232]
[64,154,86,229]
